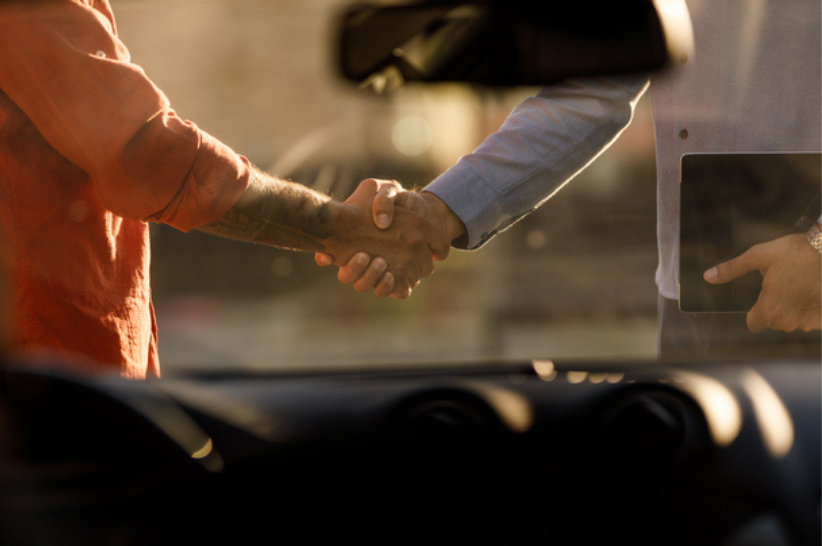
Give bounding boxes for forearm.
[425,74,649,249]
[198,169,337,253]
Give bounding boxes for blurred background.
[113,0,659,374]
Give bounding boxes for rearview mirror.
[336,0,693,91]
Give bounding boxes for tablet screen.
[679,152,821,312]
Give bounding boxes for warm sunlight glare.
[742,370,795,459]
[473,384,534,433]
[191,438,214,460]
[654,0,695,62]
[566,371,588,384]
[533,360,557,381]
[671,371,742,447]
[392,116,433,157]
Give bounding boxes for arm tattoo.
[198,170,334,253]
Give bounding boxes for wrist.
[319,200,364,264]
[325,199,356,242]
[421,191,466,242]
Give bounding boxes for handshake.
[315,178,466,299]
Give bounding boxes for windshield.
[134,0,659,373]
[0,0,818,376]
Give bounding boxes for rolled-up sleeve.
[0,0,249,232]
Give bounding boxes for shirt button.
[96,50,107,58]
[679,54,688,64]
[679,129,689,139]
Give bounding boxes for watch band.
[805,223,822,253]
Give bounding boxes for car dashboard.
[0,358,818,545]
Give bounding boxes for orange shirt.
[0,0,250,378]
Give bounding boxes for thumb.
[704,248,760,285]
[373,183,400,230]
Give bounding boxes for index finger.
[704,247,762,285]
[746,299,773,333]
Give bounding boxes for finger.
[410,230,435,280]
[347,178,381,203]
[428,226,451,262]
[391,285,413,300]
[388,268,419,299]
[419,252,435,279]
[704,247,761,285]
[391,189,417,209]
[373,272,394,298]
[407,255,425,286]
[353,257,388,293]
[747,311,771,333]
[767,309,801,333]
[314,252,334,267]
[372,181,402,230]
[337,252,371,284]
[800,308,822,332]
[746,299,774,333]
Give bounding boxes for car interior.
[0,1,819,545]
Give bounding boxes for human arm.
[200,172,450,295]
[321,74,650,294]
[0,2,446,294]
[0,1,248,230]
[423,74,649,249]
[703,228,822,332]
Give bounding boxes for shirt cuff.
[425,162,508,250]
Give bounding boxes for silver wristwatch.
[806,223,822,253]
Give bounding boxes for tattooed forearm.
[199,206,329,252]
[197,169,335,253]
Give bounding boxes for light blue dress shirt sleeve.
[425,74,649,250]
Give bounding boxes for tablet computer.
[679,152,821,313]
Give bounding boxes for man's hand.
[315,179,465,298]
[198,170,449,298]
[704,233,822,332]
[318,179,452,299]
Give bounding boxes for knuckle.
[391,282,412,299]
[359,178,379,193]
[380,179,402,191]
[374,196,392,211]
